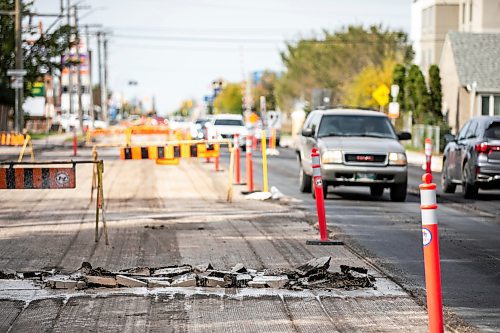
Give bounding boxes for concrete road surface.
[0,147,438,332]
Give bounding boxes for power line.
[111,33,411,46]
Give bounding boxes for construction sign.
[0,167,76,189]
[120,144,219,160]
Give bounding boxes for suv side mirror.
[301,128,314,137]
[397,132,411,140]
[444,133,456,143]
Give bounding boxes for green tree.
[213,83,243,114]
[276,25,413,112]
[0,0,71,106]
[428,65,442,120]
[391,64,406,108]
[343,58,397,108]
[252,70,278,112]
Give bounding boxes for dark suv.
[442,116,500,198]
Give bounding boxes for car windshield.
[317,115,397,139]
[485,122,500,139]
[214,119,244,126]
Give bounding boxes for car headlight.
[322,150,343,164]
[388,152,407,166]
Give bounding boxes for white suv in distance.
[212,114,247,147]
[297,109,411,201]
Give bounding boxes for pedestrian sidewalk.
[0,132,75,161]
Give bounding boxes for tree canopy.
[213,83,243,114]
[0,0,71,106]
[252,70,278,112]
[275,25,413,111]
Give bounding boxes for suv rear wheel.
[299,163,312,193]
[390,182,407,202]
[462,162,478,199]
[441,159,456,193]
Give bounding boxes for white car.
[57,114,108,132]
[212,114,247,147]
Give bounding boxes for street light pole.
[85,25,95,126]
[15,0,23,132]
[102,34,109,122]
[97,31,103,120]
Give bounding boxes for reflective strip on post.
[425,138,432,156]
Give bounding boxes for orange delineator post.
[420,173,444,333]
[73,132,78,157]
[270,128,277,149]
[425,138,432,174]
[313,148,328,241]
[234,134,241,184]
[306,148,343,246]
[215,156,220,172]
[246,134,254,192]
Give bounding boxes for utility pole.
[96,31,103,121]
[66,0,73,122]
[74,5,83,132]
[102,34,109,121]
[85,25,94,126]
[15,0,23,132]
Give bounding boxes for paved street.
[0,146,434,332]
[225,147,500,332]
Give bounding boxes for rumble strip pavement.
[0,148,438,332]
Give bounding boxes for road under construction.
[0,133,498,332]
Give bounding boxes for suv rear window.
[317,115,397,139]
[485,122,500,139]
[214,119,244,126]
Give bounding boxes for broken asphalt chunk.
[194,263,213,273]
[116,275,147,288]
[235,274,253,287]
[295,256,331,277]
[252,275,289,289]
[200,276,225,288]
[170,273,197,287]
[47,278,86,290]
[119,267,151,277]
[152,265,192,277]
[86,275,117,287]
[230,263,247,273]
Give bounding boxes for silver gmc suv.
[297,109,411,201]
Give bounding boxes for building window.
[481,95,500,116]
[469,1,473,22]
[482,96,490,115]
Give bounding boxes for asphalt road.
[223,147,500,332]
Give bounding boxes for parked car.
[297,109,411,201]
[190,118,212,140]
[442,116,500,198]
[211,114,247,147]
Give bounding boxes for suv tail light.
[475,142,500,154]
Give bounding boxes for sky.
[33,0,411,115]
